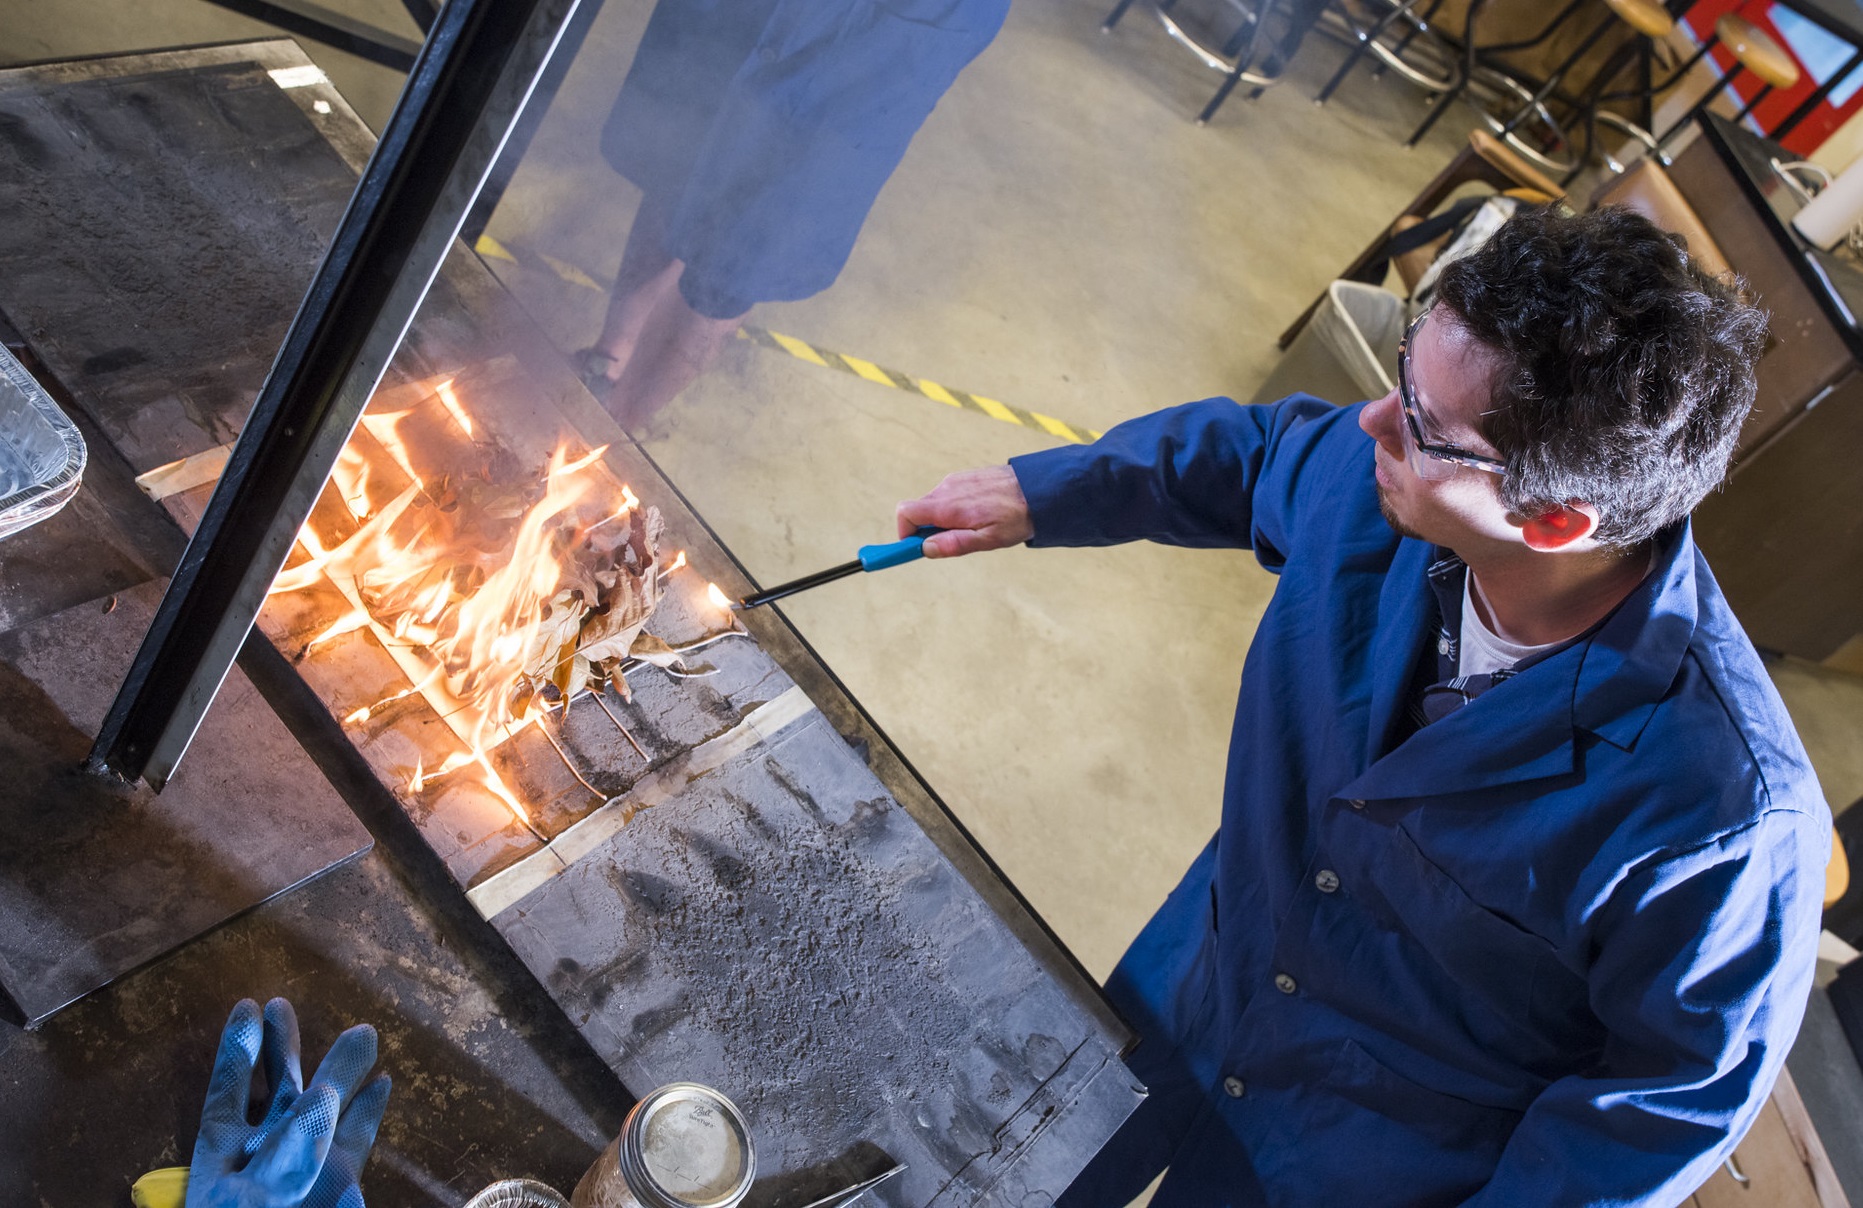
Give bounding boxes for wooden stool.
[1655,14,1802,159]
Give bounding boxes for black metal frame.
[463,0,610,243]
[198,0,425,71]
[91,0,585,788]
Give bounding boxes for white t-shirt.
[1459,572,1563,678]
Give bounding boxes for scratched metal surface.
[0,43,1139,1206]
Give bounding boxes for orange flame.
[706,582,732,611]
[272,376,624,828]
[665,550,687,573]
[434,378,473,437]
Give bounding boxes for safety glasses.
[1396,310,1509,482]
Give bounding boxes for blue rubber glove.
[186,998,391,1208]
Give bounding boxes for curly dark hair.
[1431,205,1768,548]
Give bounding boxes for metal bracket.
[89,0,584,788]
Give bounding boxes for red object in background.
[1682,0,1863,156]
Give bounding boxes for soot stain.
[600,755,988,1175]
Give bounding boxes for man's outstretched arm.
[895,395,1347,562]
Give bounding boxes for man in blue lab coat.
[897,207,1830,1206]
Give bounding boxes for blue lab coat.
[603,0,1008,315]
[1011,397,1830,1207]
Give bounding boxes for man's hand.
[897,466,1033,558]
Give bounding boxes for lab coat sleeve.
[1462,809,1827,1208]
[1006,395,1344,562]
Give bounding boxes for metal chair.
[1483,0,1675,180]
[1316,0,1588,153]
[1102,0,1291,123]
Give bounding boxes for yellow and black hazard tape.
[734,325,1100,445]
[475,234,1101,446]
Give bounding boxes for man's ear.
[1519,501,1599,551]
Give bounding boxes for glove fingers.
[248,998,308,1156]
[306,1024,379,1109]
[329,1074,391,1172]
[261,996,305,1099]
[196,999,263,1138]
[304,1074,386,1208]
[245,1081,342,1201]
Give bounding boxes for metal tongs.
[796,1163,906,1208]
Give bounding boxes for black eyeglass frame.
[1396,309,1509,478]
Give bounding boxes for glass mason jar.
[572,1083,756,1208]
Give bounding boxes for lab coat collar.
[1571,520,1697,751]
[1341,522,1696,805]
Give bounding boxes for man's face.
[1358,310,1520,550]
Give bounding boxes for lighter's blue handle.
[858,526,942,572]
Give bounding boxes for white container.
[1792,153,1863,250]
[1250,280,1406,407]
[572,1083,755,1208]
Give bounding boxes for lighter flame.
[665,550,687,573]
[706,582,732,610]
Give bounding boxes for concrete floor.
[3,0,1863,1199]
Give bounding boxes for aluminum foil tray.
[0,343,85,540]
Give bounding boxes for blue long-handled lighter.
[732,527,943,610]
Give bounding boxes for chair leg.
[1317,0,1419,105]
[1654,67,1736,160]
[1561,103,1600,186]
[1103,0,1143,33]
[1407,78,1468,145]
[1497,13,1614,136]
[1731,82,1774,125]
[1200,70,1247,123]
[1405,0,1490,148]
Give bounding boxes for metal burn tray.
[0,343,84,540]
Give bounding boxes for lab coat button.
[1274,973,1297,995]
[1438,636,1450,656]
[1315,869,1340,893]
[1223,1076,1246,1098]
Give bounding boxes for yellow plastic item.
[1827,826,1851,911]
[130,1166,188,1208]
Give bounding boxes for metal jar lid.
[618,1083,756,1208]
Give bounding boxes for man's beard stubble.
[1377,484,1427,542]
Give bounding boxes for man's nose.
[1360,390,1404,452]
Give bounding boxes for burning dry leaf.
[268,371,719,826]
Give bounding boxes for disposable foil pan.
[464,1179,572,1208]
[0,343,85,540]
